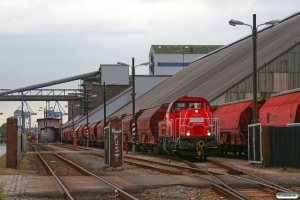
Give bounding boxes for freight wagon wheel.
[219,149,224,155]
[139,145,144,152]
[174,152,182,159]
[152,146,159,153]
[224,149,228,155]
[238,147,243,156]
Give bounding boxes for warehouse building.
[112,12,300,116]
[148,45,223,75]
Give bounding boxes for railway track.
[52,143,299,199]
[95,152,296,199]
[140,153,299,199]
[31,143,138,200]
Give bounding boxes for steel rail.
[31,144,74,200]
[124,155,223,175]
[171,157,293,198]
[123,154,290,199]
[125,160,183,175]
[41,145,138,200]
[155,154,295,197]
[209,159,298,194]
[122,155,244,199]
[56,145,293,199]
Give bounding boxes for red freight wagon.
[83,124,90,139]
[61,128,69,142]
[73,125,81,139]
[137,104,168,152]
[89,121,100,146]
[62,127,71,143]
[96,120,105,147]
[77,124,87,145]
[214,99,265,155]
[121,110,144,150]
[260,90,300,127]
[122,114,133,144]
[66,127,73,143]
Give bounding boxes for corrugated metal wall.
[211,43,300,105]
[270,126,300,168]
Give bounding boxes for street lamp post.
[65,104,76,145]
[78,91,96,148]
[103,82,107,127]
[229,14,279,123]
[117,59,150,156]
[93,82,117,128]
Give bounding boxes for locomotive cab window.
[172,102,186,112]
[205,102,210,110]
[188,102,201,109]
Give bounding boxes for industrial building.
[40,11,300,129]
[64,64,171,127]
[148,45,223,75]
[112,12,300,117]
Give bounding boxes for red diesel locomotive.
[156,96,220,158]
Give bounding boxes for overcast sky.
[0,0,299,127]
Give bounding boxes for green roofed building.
[148,45,223,75]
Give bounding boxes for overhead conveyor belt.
[0,70,100,96]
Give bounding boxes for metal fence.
[17,131,27,158]
[270,126,300,168]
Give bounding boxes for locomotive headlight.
[206,129,211,136]
[187,130,191,136]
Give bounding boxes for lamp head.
[117,62,130,66]
[264,19,280,26]
[229,19,244,26]
[93,82,100,85]
[137,62,150,66]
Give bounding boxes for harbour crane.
[14,101,37,129]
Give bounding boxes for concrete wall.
[101,65,129,85]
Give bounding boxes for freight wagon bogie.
[219,132,248,156]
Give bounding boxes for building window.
[158,62,190,67]
[115,89,120,94]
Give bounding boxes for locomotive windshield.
[172,101,202,112]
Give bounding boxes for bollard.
[74,138,77,146]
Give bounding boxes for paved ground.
[1,149,299,199]
[1,172,299,199]
[0,174,210,198]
